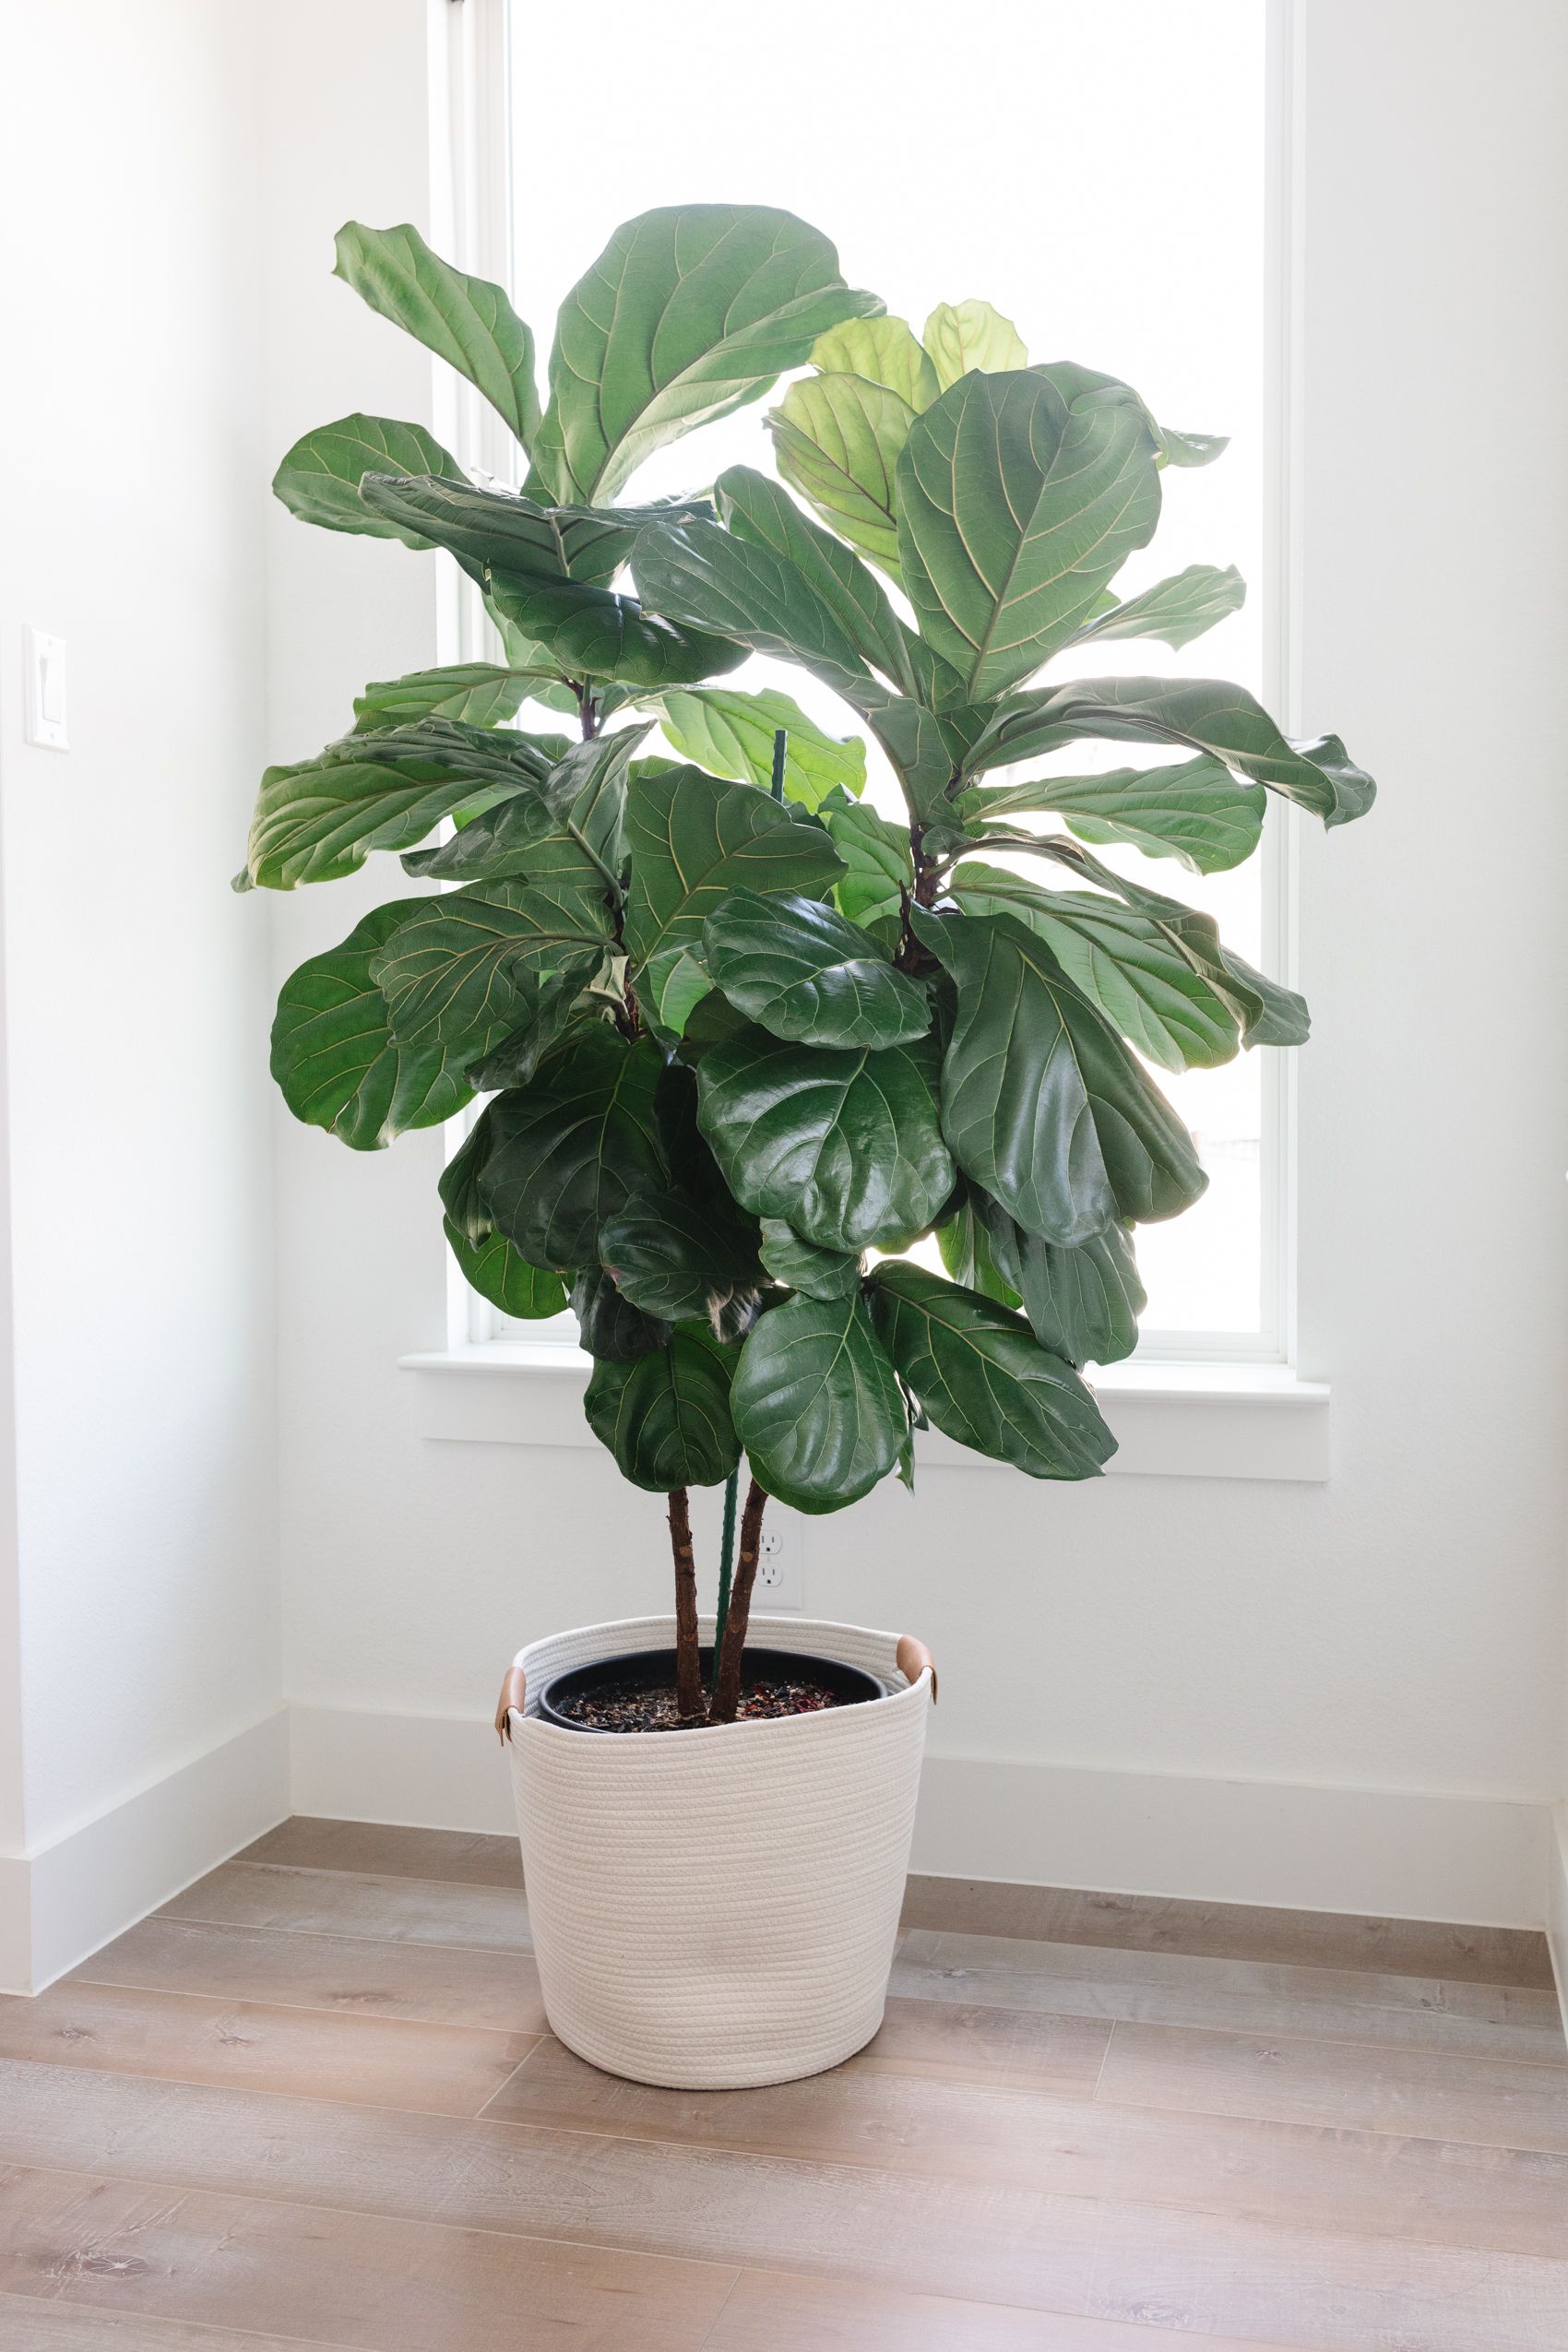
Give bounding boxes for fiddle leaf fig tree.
[249,208,1375,1730]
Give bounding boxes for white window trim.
[410,0,1327,1467]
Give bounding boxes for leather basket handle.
[896,1634,938,1704]
[494,1665,527,1745]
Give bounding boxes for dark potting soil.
[557,1675,856,1733]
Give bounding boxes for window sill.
[398,1345,1329,1483]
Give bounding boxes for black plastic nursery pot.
[536,1643,886,1731]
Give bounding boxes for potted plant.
[247,204,1374,2089]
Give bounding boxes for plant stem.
[576,683,599,741]
[709,1479,767,1724]
[667,1487,707,1723]
[770,728,788,802]
[710,1469,739,1694]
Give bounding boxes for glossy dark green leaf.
[598,1189,763,1324]
[445,1221,568,1320]
[352,665,531,733]
[731,1294,904,1513]
[821,793,913,946]
[964,676,1376,826]
[766,373,913,577]
[570,1264,671,1360]
[334,220,541,447]
[405,724,649,883]
[696,1026,953,1253]
[897,370,1161,699]
[631,515,875,699]
[486,566,747,691]
[921,301,1028,386]
[356,473,709,588]
[713,467,916,688]
[1066,564,1245,653]
[438,1105,499,1243]
[244,728,564,889]
[583,1322,741,1490]
[527,204,881,504]
[756,1218,863,1301]
[703,888,930,1049]
[271,413,464,543]
[912,906,1206,1243]
[958,755,1264,875]
[870,1262,1114,1479]
[623,765,844,966]
[478,1030,667,1269]
[270,902,473,1149]
[812,315,939,410]
[978,1194,1144,1368]
[950,862,1241,1072]
[370,853,613,1065]
[654,686,865,810]
[465,964,609,1091]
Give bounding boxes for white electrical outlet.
[754,1514,804,1612]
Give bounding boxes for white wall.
[78,0,1563,1931]
[0,0,284,1989]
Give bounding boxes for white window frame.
[423,0,1306,1378]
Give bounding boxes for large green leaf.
[731,1294,904,1513]
[528,204,880,505]
[370,856,613,1065]
[813,315,939,410]
[958,755,1265,875]
[1027,837,1310,1048]
[767,374,913,577]
[478,1030,667,1269]
[356,473,708,588]
[352,665,531,732]
[703,888,931,1050]
[756,1218,863,1301]
[713,467,916,689]
[244,730,563,889]
[623,765,844,966]
[271,414,465,543]
[949,862,1241,1072]
[1067,564,1245,653]
[1032,362,1227,476]
[696,1027,953,1253]
[405,725,649,883]
[655,687,865,811]
[270,902,473,1149]
[820,793,913,946]
[445,1222,567,1320]
[334,221,540,446]
[466,965,609,1090]
[598,1190,763,1324]
[897,370,1161,698]
[485,567,748,691]
[977,1194,1145,1368]
[870,1260,1114,1479]
[571,1265,671,1361]
[921,301,1028,387]
[631,516,876,698]
[964,676,1376,826]
[912,906,1206,1243]
[583,1322,741,1490]
[638,943,713,1040]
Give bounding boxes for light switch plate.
[24,627,67,750]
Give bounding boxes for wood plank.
[858,1996,1114,2092]
[0,2286,363,2350]
[159,1861,530,1951]
[893,1929,1568,2061]
[239,1816,521,1890]
[0,2165,733,2352]
[900,1876,1557,1990]
[74,1915,547,2035]
[706,2272,1301,2352]
[483,2033,1568,2259]
[1098,2018,1568,2154]
[0,1978,535,2117]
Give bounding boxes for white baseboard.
[0,1710,291,1995]
[289,1702,1555,1930]
[1548,1804,1568,2040]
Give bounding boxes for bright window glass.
[503,0,1271,1351]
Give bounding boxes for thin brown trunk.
[667,1487,706,1723]
[709,1479,767,1724]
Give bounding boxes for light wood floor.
[1,1820,1563,2351]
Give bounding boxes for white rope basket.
[503,1613,932,2088]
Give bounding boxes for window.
[452,0,1283,1361]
